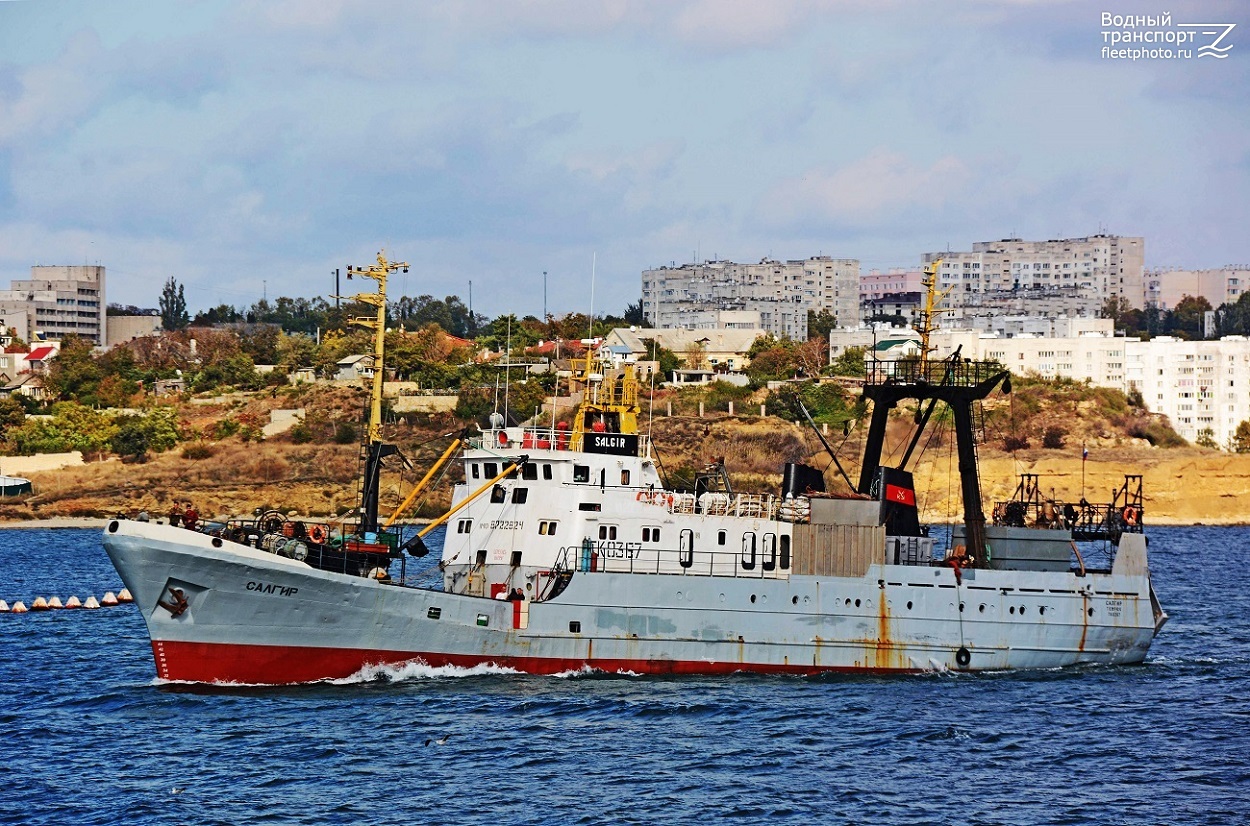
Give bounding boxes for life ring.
[956,646,971,667]
[308,523,329,544]
[497,431,508,447]
[1122,505,1140,526]
[636,490,654,503]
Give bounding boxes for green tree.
[0,395,25,434]
[1231,420,1250,453]
[42,335,102,403]
[276,331,318,373]
[807,309,838,342]
[1167,295,1212,339]
[622,300,646,326]
[111,415,151,462]
[1100,295,1132,324]
[829,345,867,377]
[1197,427,1218,449]
[159,276,190,331]
[640,340,681,379]
[95,374,137,409]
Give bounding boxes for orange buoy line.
[0,588,132,615]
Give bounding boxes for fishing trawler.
[103,256,1167,684]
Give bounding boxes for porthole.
[854,598,861,608]
[1039,606,1046,616]
[1019,605,1026,614]
[979,604,986,613]
[792,596,799,605]
[750,594,757,604]
[1088,607,1094,617]
[959,602,965,613]
[427,607,441,620]
[906,601,913,610]
[1009,606,1016,614]
[569,621,581,633]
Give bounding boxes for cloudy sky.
[1,0,1247,319]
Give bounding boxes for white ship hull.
[104,520,1160,684]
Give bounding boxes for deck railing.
[865,358,1005,388]
[554,542,793,581]
[469,427,652,458]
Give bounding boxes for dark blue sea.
[1,526,1247,826]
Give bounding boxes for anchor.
[157,587,189,618]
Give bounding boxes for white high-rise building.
[921,234,1145,315]
[0,265,106,346]
[642,256,860,339]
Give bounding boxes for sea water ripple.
[1,526,1248,825]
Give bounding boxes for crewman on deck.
[183,502,199,531]
[168,502,184,527]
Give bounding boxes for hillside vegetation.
[1,372,1228,524]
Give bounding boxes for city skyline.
[1,1,1246,318]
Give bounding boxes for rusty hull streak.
[868,595,906,671]
[1078,592,1089,653]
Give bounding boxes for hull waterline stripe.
[149,640,928,684]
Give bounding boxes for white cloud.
[755,150,974,231]
[0,30,109,146]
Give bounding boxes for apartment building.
[641,256,860,339]
[1128,336,1250,447]
[860,269,923,302]
[0,265,106,346]
[1144,268,1250,310]
[921,234,1145,315]
[831,321,1250,448]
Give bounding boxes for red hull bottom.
[150,640,892,684]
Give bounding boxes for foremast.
[346,251,409,534]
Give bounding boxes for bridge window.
[643,527,661,542]
[621,469,631,485]
[538,520,558,535]
[512,487,528,504]
[543,465,553,480]
[718,530,727,546]
[780,535,791,570]
[599,525,618,540]
[574,465,590,483]
[522,464,538,480]
[741,533,757,570]
[457,519,472,534]
[484,462,499,479]
[470,463,480,479]
[490,485,506,504]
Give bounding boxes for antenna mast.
[346,251,409,443]
[916,258,953,368]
